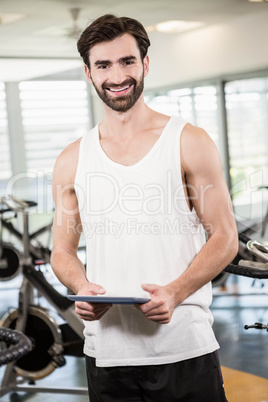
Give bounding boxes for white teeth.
[109,85,130,92]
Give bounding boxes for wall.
[90,10,268,120]
[146,11,268,90]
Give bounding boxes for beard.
[91,73,144,113]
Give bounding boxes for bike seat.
[22,200,38,208]
[0,197,37,213]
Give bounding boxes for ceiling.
[0,0,268,81]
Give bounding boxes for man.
[51,14,238,401]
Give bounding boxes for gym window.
[0,82,12,180]
[225,77,268,221]
[145,73,268,223]
[145,86,219,145]
[19,80,90,175]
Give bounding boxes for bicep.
[52,190,81,252]
[51,149,81,253]
[190,167,233,237]
[182,127,235,238]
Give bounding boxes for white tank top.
[75,115,219,367]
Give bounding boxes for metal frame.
[0,196,87,397]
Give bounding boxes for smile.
[108,85,131,92]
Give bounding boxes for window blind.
[19,80,90,175]
[0,82,12,180]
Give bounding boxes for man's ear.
[84,65,92,84]
[143,55,149,77]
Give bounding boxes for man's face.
[85,34,149,113]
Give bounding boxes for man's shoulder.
[181,123,217,152]
[182,122,208,141]
[58,137,82,163]
[53,137,82,184]
[181,123,220,174]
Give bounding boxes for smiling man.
[51,14,238,402]
[89,49,145,112]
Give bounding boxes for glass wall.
[225,77,268,221]
[0,82,12,180]
[1,71,268,227]
[0,77,92,208]
[19,80,90,175]
[145,86,220,147]
[145,74,268,226]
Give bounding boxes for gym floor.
[0,272,267,402]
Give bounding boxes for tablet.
[67,295,150,304]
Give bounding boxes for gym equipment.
[224,232,268,280]
[0,196,52,281]
[0,327,32,367]
[224,233,268,332]
[0,196,87,397]
[213,185,268,289]
[213,226,268,288]
[244,322,268,332]
[0,242,20,281]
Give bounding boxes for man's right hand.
[74,283,112,321]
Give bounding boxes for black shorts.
[85,351,228,402]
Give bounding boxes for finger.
[146,313,171,324]
[158,319,170,324]
[138,299,164,314]
[75,302,111,316]
[75,302,94,313]
[91,286,106,295]
[92,302,112,310]
[141,283,158,293]
[145,308,167,318]
[143,301,171,320]
[79,284,107,296]
[77,305,111,321]
[94,308,112,320]
[76,301,111,310]
[134,300,153,312]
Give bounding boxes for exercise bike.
[0,327,32,367]
[0,196,52,281]
[213,185,268,289]
[0,196,87,397]
[224,232,268,332]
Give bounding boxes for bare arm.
[51,141,88,293]
[51,141,111,320]
[138,124,238,323]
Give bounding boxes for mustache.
[102,78,136,90]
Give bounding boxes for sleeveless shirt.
[74,115,219,367]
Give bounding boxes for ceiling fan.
[65,7,83,39]
[27,7,84,40]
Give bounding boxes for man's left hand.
[135,283,177,324]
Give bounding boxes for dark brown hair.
[77,14,150,69]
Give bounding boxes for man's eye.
[98,65,108,69]
[125,61,134,66]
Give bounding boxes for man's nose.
[109,65,126,85]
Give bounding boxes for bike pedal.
[53,355,66,367]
